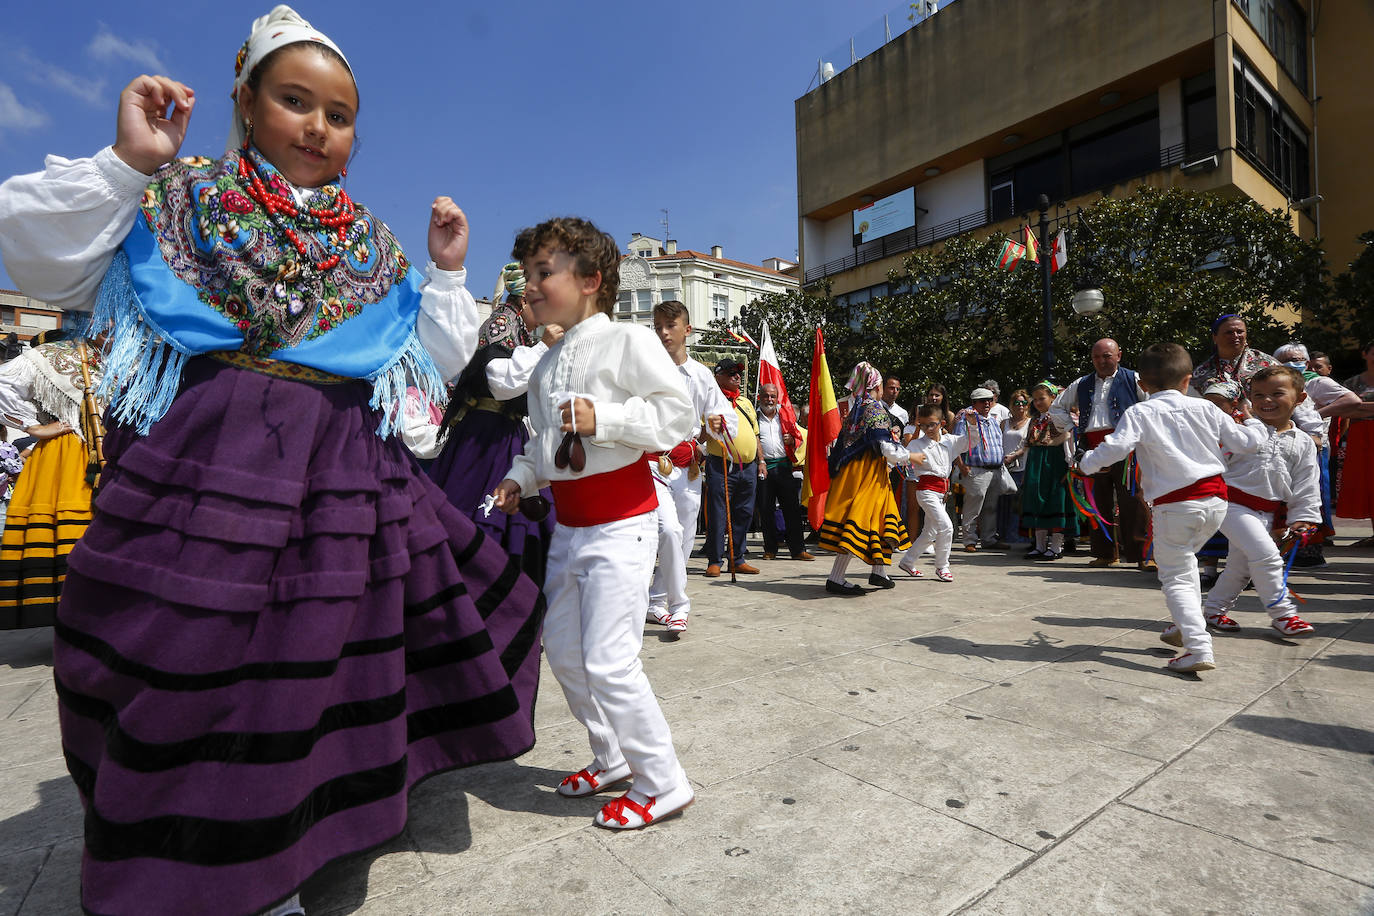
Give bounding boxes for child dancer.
[0,9,545,914]
[1081,344,1268,673]
[1019,382,1076,561]
[646,300,733,635]
[1165,365,1320,642]
[894,405,956,580]
[493,217,697,829]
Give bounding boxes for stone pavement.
[1,529,1372,915]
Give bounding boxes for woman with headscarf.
[0,333,105,628]
[817,361,915,595]
[0,8,545,914]
[428,262,560,582]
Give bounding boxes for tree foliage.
[1304,230,1374,375]
[713,186,1327,406]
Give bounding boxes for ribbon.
[1267,529,1311,609]
[1068,469,1114,543]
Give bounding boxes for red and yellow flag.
[801,327,842,530]
[1023,224,1039,263]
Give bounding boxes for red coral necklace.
[236,151,360,273]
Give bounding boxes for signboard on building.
[852,187,916,245]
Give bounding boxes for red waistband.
[916,475,949,494]
[666,441,696,468]
[549,457,657,527]
[1083,428,1114,448]
[1155,474,1227,506]
[1227,487,1282,514]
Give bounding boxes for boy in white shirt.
[494,217,696,829]
[895,405,957,581]
[1080,343,1268,673]
[1172,365,1320,641]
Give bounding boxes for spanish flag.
[801,327,842,530]
[1023,223,1039,263]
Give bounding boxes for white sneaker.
[1160,623,1183,647]
[647,606,671,626]
[595,782,695,830]
[667,613,688,637]
[1166,653,1216,673]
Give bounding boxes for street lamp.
[1037,195,1103,378]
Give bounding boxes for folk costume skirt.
[817,452,910,566]
[54,358,545,916]
[0,430,92,629]
[1019,445,1077,534]
[1335,419,1374,521]
[427,406,556,585]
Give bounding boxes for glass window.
[1013,150,1065,209]
[1183,71,1218,157]
[617,290,632,314]
[711,293,728,320]
[1069,111,1160,196]
[1233,0,1307,92]
[990,175,1014,222]
[660,288,679,304]
[635,290,653,312]
[1233,53,1310,198]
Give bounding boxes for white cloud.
[0,83,49,131]
[88,27,167,73]
[16,50,106,106]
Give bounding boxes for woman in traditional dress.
[427,263,559,583]
[0,8,543,915]
[817,361,914,595]
[0,333,104,628]
[1335,340,1374,545]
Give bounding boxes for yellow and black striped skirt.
[0,433,93,628]
[817,452,910,566]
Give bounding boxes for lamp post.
[1036,195,1103,381]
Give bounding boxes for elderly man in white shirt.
[1050,338,1152,570]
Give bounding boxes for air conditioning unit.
[1180,154,1219,175]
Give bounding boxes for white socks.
[1049,532,1064,552]
[1034,530,1048,551]
[828,554,851,584]
[870,563,890,581]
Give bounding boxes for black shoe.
[825,579,867,596]
[1036,549,1062,561]
[867,573,895,589]
[1291,555,1327,569]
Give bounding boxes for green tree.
[1305,230,1374,375]
[717,186,1326,405]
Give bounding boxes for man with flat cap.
[703,359,760,576]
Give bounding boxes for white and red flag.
[758,322,803,462]
[1050,228,1068,274]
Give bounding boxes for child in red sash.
[493,217,696,829]
[895,405,954,580]
[1081,344,1268,674]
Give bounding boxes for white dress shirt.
[677,358,737,444]
[505,313,695,496]
[758,410,787,460]
[905,433,969,480]
[1050,369,1149,433]
[884,401,909,426]
[0,357,46,430]
[486,342,549,400]
[1223,425,1322,524]
[1080,390,1269,502]
[0,147,479,383]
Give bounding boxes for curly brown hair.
[512,217,620,315]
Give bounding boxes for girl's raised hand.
[428,197,469,272]
[112,75,194,176]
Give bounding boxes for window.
[1068,111,1160,196]
[711,293,728,320]
[1234,53,1310,198]
[1183,70,1218,157]
[635,290,653,313]
[617,290,632,315]
[660,288,679,304]
[1233,0,1307,92]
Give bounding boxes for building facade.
[795,0,1369,310]
[0,290,68,344]
[617,233,798,329]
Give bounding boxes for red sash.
[550,457,657,527]
[1083,428,1114,448]
[1155,474,1227,506]
[1227,487,1282,514]
[915,475,949,494]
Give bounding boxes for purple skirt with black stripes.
[54,357,544,916]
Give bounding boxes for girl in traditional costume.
[428,263,559,583]
[0,334,104,628]
[817,361,913,595]
[1019,382,1076,561]
[0,7,544,915]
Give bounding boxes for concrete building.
[617,233,798,329]
[795,0,1371,311]
[0,290,68,345]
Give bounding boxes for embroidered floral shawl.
[1191,347,1277,397]
[829,392,897,474]
[21,340,105,440]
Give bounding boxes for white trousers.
[544,512,686,797]
[960,466,1004,546]
[1151,497,1228,660]
[1204,503,1295,619]
[649,465,701,617]
[898,489,954,568]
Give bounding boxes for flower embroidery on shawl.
[139,151,409,355]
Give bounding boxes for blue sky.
[0,0,904,297]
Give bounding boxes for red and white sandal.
[1271,615,1315,638]
[594,784,695,830]
[934,567,954,582]
[557,762,632,798]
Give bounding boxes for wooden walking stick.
[720,415,737,584]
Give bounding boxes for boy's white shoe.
[1272,615,1315,638]
[595,782,695,830]
[1166,653,1216,673]
[647,606,671,626]
[667,613,688,637]
[1160,623,1183,647]
[1204,612,1241,632]
[557,762,633,798]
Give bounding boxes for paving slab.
[962,803,1371,915]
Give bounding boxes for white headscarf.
[228,5,352,152]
